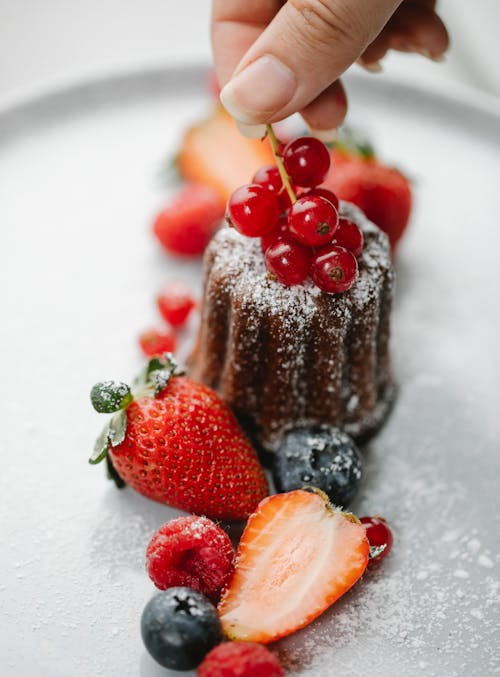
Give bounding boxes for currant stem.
[266,124,297,205]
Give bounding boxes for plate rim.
[1,62,500,125]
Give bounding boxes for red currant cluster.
[225,133,363,293]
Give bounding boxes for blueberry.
[141,587,222,671]
[272,426,363,507]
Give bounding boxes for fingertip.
[307,127,338,143]
[235,121,268,139]
[300,81,348,141]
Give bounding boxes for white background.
[1,0,500,103]
[1,3,500,677]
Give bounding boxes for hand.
[212,0,449,138]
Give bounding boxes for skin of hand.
[212,0,449,139]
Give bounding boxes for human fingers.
[359,0,449,68]
[219,0,404,125]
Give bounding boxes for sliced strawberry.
[153,182,224,256]
[217,489,369,643]
[177,106,274,202]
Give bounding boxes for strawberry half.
[89,355,268,521]
[177,106,274,202]
[217,489,369,643]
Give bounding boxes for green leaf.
[89,423,111,464]
[108,410,127,447]
[134,353,185,397]
[335,125,376,160]
[90,381,132,413]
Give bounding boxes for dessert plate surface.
[1,66,499,677]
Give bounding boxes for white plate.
[1,66,499,677]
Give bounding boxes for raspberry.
[157,282,196,327]
[146,516,234,602]
[197,641,284,677]
[138,327,176,357]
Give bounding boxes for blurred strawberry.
[325,152,412,251]
[177,106,274,202]
[153,183,224,256]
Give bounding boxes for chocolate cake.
[190,202,395,451]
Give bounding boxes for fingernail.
[426,51,446,63]
[357,58,383,73]
[307,126,338,143]
[401,45,446,62]
[236,121,267,139]
[220,55,296,124]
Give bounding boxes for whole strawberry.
[323,129,412,252]
[89,354,268,520]
[325,156,411,251]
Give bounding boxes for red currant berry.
[311,245,358,293]
[265,237,312,286]
[260,213,290,253]
[288,195,339,247]
[138,327,177,357]
[253,165,294,210]
[331,218,364,256]
[302,187,339,213]
[226,183,279,237]
[283,136,331,187]
[360,516,393,563]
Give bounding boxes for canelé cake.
[189,202,394,451]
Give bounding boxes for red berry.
[265,237,313,286]
[302,187,339,212]
[360,516,393,562]
[324,152,412,251]
[157,282,196,328]
[197,641,284,677]
[153,183,224,257]
[331,217,364,256]
[226,184,279,237]
[288,195,339,247]
[253,165,294,210]
[283,136,331,187]
[138,327,176,357]
[260,213,290,253]
[146,516,234,602]
[311,246,358,293]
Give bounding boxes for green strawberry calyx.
[333,125,376,160]
[89,353,185,465]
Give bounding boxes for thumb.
[220,0,402,125]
